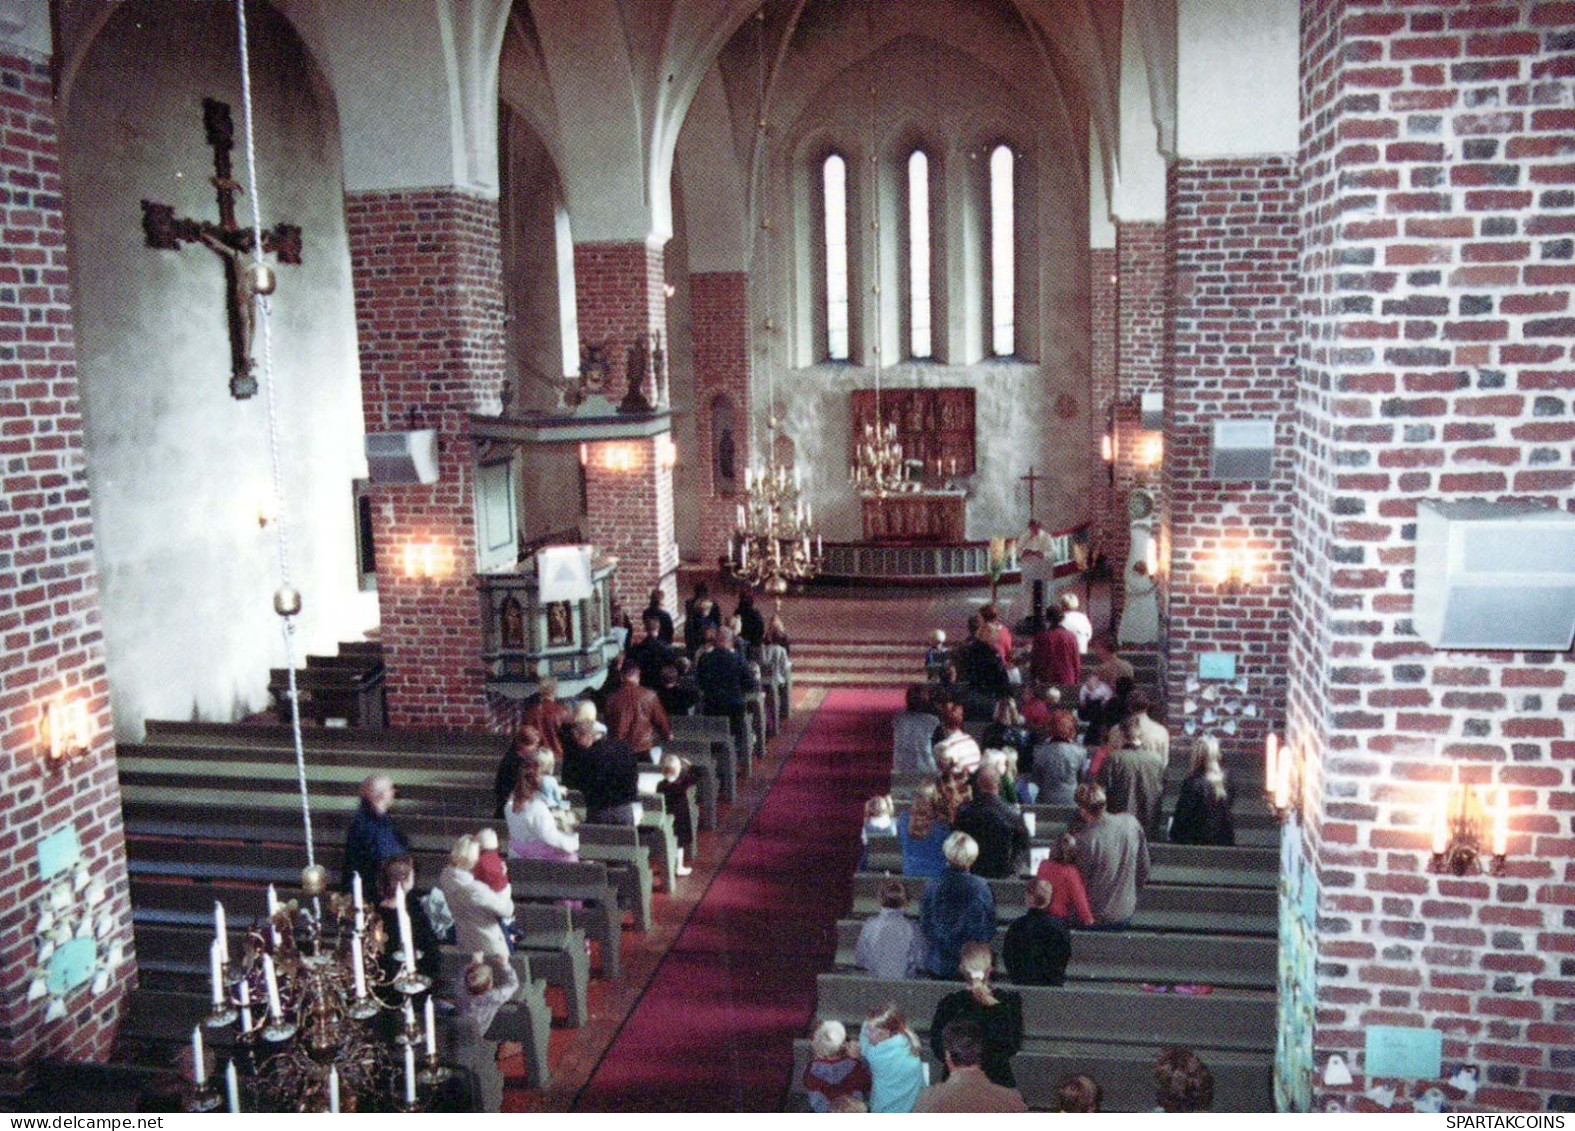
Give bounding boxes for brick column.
[0,49,132,1089]
[573,241,679,610]
[1162,157,1299,756]
[1090,247,1119,569]
[1111,221,1166,620]
[1289,0,1575,1113]
[344,189,505,729]
[692,272,751,566]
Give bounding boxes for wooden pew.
[268,665,386,728]
[861,836,1277,890]
[438,948,553,1088]
[143,719,507,757]
[669,715,742,798]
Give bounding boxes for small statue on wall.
[619,333,655,414]
[547,601,573,646]
[499,596,524,649]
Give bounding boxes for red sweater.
[1034,859,1095,926]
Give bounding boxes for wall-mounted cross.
[1020,465,1047,521]
[140,98,302,399]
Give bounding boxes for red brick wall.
[0,50,131,1089]
[574,241,679,610]
[1295,0,1575,1113]
[1090,247,1119,567]
[1163,156,1300,758]
[344,189,505,729]
[692,272,750,566]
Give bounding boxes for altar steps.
[790,640,919,686]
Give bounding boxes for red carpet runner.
[573,687,901,1111]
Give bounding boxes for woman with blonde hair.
[895,783,951,879]
[436,834,515,961]
[1169,735,1235,845]
[926,941,1023,1088]
[858,1003,926,1113]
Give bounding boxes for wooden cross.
[140,98,302,399]
[1020,465,1047,521]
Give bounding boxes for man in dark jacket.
[341,774,411,894]
[641,587,675,645]
[696,625,756,763]
[627,615,680,693]
[953,768,1031,878]
[1001,877,1072,985]
[566,702,641,825]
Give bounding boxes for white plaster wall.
[1113,0,1169,222]
[1175,0,1299,157]
[61,1,375,738]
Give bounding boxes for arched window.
[822,154,850,361]
[988,144,1015,357]
[907,150,932,359]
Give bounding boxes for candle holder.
[419,1052,453,1087]
[184,1082,224,1113]
[392,969,431,998]
[205,963,239,1029]
[1429,784,1508,877]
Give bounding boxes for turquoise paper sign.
[46,937,97,996]
[1365,1025,1442,1080]
[1199,652,1237,681]
[36,825,81,881]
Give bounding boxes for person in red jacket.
[1030,606,1082,689]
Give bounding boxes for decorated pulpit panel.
[850,388,975,476]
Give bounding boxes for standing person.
[504,758,580,861]
[520,676,570,762]
[1059,592,1094,656]
[1001,877,1073,985]
[734,590,766,658]
[926,944,1024,1089]
[980,697,1034,765]
[1034,833,1096,927]
[642,587,674,645]
[918,833,996,978]
[654,753,699,876]
[1030,606,1082,689]
[1169,735,1236,845]
[695,625,756,765]
[932,700,982,778]
[896,784,951,879]
[655,662,699,718]
[952,767,1030,879]
[855,879,925,979]
[892,685,942,777]
[565,701,641,826]
[437,835,515,961]
[978,604,1014,665]
[1025,708,1087,806]
[1089,635,1135,687]
[859,1004,927,1113]
[1073,782,1149,929]
[341,774,410,895]
[759,614,793,724]
[445,955,520,1113]
[1099,690,1170,838]
[375,855,441,988]
[683,583,722,657]
[627,614,677,689]
[603,660,671,763]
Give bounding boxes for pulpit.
[861,490,968,543]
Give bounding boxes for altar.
[861,489,968,543]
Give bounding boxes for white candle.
[209,939,225,1007]
[351,932,367,999]
[351,872,364,913]
[424,996,437,1058]
[404,1041,417,1105]
[266,884,280,946]
[1432,795,1450,856]
[225,1060,239,1113]
[396,898,416,974]
[214,900,229,964]
[191,1025,207,1086]
[237,978,253,1032]
[1264,734,1279,791]
[404,997,416,1036]
[328,1065,340,1114]
[1492,788,1509,857]
[262,954,282,1021]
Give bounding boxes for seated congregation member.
[895,784,951,879]
[492,727,543,820]
[914,1019,1028,1113]
[1058,592,1094,656]
[892,684,942,777]
[437,835,514,962]
[1076,669,1114,742]
[564,701,641,826]
[1055,1073,1104,1113]
[952,767,1030,879]
[1001,877,1072,986]
[1169,735,1236,846]
[342,774,410,895]
[376,855,441,988]
[980,697,1034,764]
[445,953,520,1113]
[859,1004,927,1113]
[1030,606,1082,690]
[918,832,996,978]
[1099,690,1170,838]
[1074,782,1149,930]
[1026,707,1087,806]
[604,659,671,763]
[1034,833,1095,927]
[696,625,756,763]
[642,587,675,645]
[505,757,580,861]
[860,794,895,869]
[855,878,925,979]
[927,943,1024,1090]
[801,1020,870,1114]
[1155,1047,1215,1112]
[1019,680,1057,736]
[932,700,981,778]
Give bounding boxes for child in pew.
[1000,877,1072,986]
[859,794,895,869]
[1154,1047,1215,1112]
[858,1004,926,1113]
[855,879,925,979]
[534,747,577,833]
[802,1020,871,1113]
[1054,1073,1104,1113]
[472,827,515,947]
[655,752,697,876]
[1033,833,1095,928]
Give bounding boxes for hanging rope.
[234,0,316,869]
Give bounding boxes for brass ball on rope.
[273,585,303,618]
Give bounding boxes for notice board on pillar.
[851,388,975,475]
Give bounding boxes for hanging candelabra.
[850,417,908,496]
[187,875,449,1113]
[730,418,823,595]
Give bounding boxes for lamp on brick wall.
[655,433,678,470]
[400,540,452,581]
[1429,783,1508,877]
[1209,546,1257,595]
[42,697,91,767]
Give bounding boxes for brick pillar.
[573,241,679,610]
[1162,157,1299,756]
[345,189,505,729]
[692,272,751,567]
[1111,221,1166,623]
[0,49,133,1089]
[1288,0,1575,1113]
[1090,247,1119,570]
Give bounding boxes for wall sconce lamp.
[401,540,450,581]
[1139,433,1164,468]
[1429,783,1508,876]
[578,443,589,468]
[1210,546,1257,595]
[1264,733,1298,822]
[42,698,91,767]
[655,434,678,470]
[590,443,640,473]
[1100,432,1115,464]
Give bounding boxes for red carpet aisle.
[573,687,902,1111]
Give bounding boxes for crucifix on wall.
[1020,465,1047,522]
[140,98,302,399]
